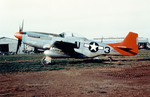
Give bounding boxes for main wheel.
[41,56,52,65]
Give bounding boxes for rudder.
[108,32,138,56]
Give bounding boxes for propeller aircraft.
[14,22,138,65]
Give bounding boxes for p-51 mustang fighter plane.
[14,23,138,65]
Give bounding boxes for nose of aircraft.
[14,32,22,40]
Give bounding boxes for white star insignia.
[90,42,98,51]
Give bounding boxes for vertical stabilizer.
[108,32,138,55]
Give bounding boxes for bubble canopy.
[59,32,86,38]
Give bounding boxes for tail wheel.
[108,57,113,62]
[41,56,52,65]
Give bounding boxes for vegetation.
[0,54,43,61]
[0,58,112,74]
[0,49,149,73]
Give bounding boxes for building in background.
[0,37,34,55]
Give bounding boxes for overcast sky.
[0,0,150,41]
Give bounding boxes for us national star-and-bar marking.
[89,42,99,52]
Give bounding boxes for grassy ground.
[0,50,149,73]
[0,54,43,61]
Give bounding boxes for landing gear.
[108,57,113,62]
[41,56,52,65]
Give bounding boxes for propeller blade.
[19,26,21,32]
[16,20,24,54]
[22,20,24,31]
[19,20,24,34]
[16,39,22,54]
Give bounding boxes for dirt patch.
[0,61,150,97]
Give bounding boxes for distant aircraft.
[14,22,138,65]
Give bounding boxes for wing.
[53,41,78,57]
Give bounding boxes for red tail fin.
[108,32,138,56]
